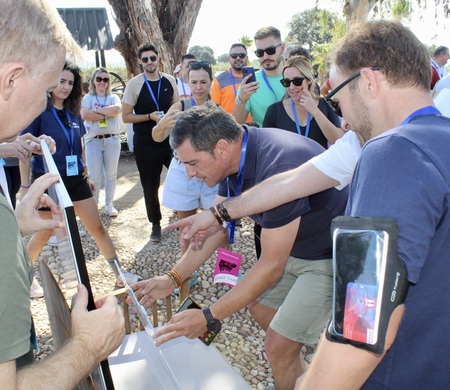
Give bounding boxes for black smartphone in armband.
[176,297,220,346]
[241,66,256,84]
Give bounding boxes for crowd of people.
[1,0,450,389]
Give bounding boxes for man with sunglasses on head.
[232,26,286,127]
[177,53,196,98]
[122,43,179,242]
[211,43,251,119]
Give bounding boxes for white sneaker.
[116,270,143,288]
[30,277,44,299]
[105,203,118,217]
[48,235,58,246]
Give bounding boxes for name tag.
[99,118,108,128]
[66,155,78,176]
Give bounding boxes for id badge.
[213,247,242,287]
[65,155,78,176]
[99,118,108,128]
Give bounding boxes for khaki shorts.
[257,256,333,344]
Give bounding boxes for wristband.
[148,113,151,120]
[20,184,30,189]
[216,203,232,223]
[166,270,182,290]
[209,206,227,228]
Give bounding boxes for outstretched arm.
[170,162,339,244]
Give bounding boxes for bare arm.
[154,217,300,345]
[121,102,162,124]
[81,103,121,122]
[151,102,183,142]
[170,162,338,244]
[0,284,124,390]
[296,305,405,389]
[231,74,257,124]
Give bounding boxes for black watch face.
[208,319,222,333]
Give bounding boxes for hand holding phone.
[241,66,256,84]
[176,297,220,346]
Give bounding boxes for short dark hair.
[330,20,430,91]
[434,46,449,57]
[181,53,196,63]
[137,43,158,58]
[287,46,311,61]
[230,43,247,53]
[170,105,242,154]
[254,26,281,41]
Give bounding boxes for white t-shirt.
[434,75,450,91]
[177,77,191,98]
[309,130,362,190]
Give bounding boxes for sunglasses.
[189,61,211,69]
[141,55,157,63]
[57,109,72,129]
[254,43,282,58]
[280,77,306,87]
[230,53,247,59]
[325,66,380,117]
[95,77,109,83]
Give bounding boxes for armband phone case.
[326,216,409,354]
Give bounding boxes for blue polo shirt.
[219,126,348,260]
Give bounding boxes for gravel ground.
[29,151,316,389]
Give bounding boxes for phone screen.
[176,297,220,346]
[331,229,388,345]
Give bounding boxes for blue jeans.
[85,135,121,205]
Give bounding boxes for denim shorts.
[257,256,333,344]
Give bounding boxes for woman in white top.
[81,67,122,217]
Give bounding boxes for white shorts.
[162,158,218,211]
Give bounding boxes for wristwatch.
[203,307,222,333]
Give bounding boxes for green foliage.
[286,8,337,51]
[239,35,253,49]
[188,45,216,65]
[217,53,230,63]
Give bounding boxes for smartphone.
[176,297,220,346]
[241,66,256,84]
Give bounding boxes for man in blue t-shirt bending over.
[131,105,348,390]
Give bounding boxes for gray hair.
[0,0,81,75]
[170,105,243,154]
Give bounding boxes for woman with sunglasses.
[19,61,141,288]
[81,67,122,217]
[152,61,218,257]
[263,56,343,149]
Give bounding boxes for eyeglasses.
[95,77,109,83]
[280,77,306,87]
[325,66,380,117]
[254,43,282,58]
[230,53,247,59]
[141,55,157,63]
[189,61,211,69]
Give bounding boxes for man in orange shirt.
[211,43,251,119]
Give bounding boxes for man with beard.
[211,43,250,117]
[122,43,179,242]
[232,26,286,127]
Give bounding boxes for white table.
[108,331,251,390]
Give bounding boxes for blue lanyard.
[179,76,187,97]
[261,70,280,102]
[143,73,162,111]
[400,106,441,126]
[52,107,74,154]
[226,129,249,244]
[229,69,237,97]
[290,98,311,137]
[94,94,107,107]
[190,97,196,107]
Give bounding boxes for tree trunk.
[345,0,378,22]
[107,0,203,78]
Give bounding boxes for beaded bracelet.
[166,271,180,289]
[170,269,183,288]
[216,202,232,223]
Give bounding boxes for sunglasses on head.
[230,53,247,59]
[325,66,380,117]
[141,55,157,63]
[280,77,306,87]
[95,76,109,83]
[254,43,282,58]
[188,61,211,69]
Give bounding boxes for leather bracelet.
[148,113,151,120]
[166,271,181,289]
[209,206,227,228]
[216,202,232,223]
